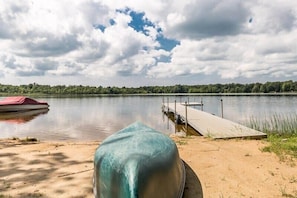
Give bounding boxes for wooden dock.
[163,102,267,139]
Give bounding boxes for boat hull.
[93,122,185,198]
[0,104,49,112]
[0,96,49,112]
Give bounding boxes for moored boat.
[93,122,185,198]
[0,96,49,112]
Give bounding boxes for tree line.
[0,80,296,95]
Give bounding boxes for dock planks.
[163,102,267,139]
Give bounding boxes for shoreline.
[1,137,296,197]
[2,92,297,98]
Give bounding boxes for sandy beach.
[0,136,296,198]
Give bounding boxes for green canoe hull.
[93,122,185,198]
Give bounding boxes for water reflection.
[163,110,200,136]
[0,109,49,124]
[0,96,296,141]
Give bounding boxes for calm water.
[0,95,296,141]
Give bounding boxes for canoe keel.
[94,122,185,198]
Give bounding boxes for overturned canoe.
[93,122,185,198]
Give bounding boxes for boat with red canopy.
[0,96,49,112]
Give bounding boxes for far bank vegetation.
[0,80,296,95]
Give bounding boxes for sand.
[0,136,296,198]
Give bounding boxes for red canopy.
[0,96,48,105]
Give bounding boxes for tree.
[282,81,293,92]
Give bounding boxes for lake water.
[0,95,296,141]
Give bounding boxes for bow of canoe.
[93,122,185,198]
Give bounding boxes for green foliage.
[247,114,297,135]
[0,80,297,95]
[263,134,297,161]
[246,114,297,160]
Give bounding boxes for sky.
[0,0,297,87]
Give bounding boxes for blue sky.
[0,0,297,87]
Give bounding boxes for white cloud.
[245,0,297,34]
[148,28,297,80]
[160,0,250,39]
[0,0,297,86]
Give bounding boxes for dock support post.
[166,97,169,129]
[162,96,164,112]
[201,97,204,111]
[185,101,188,130]
[174,100,177,133]
[167,97,169,114]
[221,99,224,118]
[174,100,177,123]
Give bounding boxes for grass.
[247,114,297,135]
[11,136,38,142]
[262,134,297,164]
[176,140,188,145]
[246,113,297,160]
[280,185,297,198]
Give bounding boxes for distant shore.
[1,80,297,97]
[2,92,297,97]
